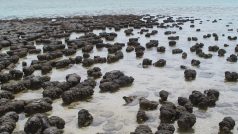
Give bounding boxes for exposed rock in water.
[177,112,196,130]
[184,69,197,81]
[136,110,148,124]
[123,96,137,105]
[0,112,19,133]
[159,102,176,123]
[219,117,235,134]
[99,70,134,92]
[78,109,93,128]
[139,97,159,110]
[61,78,96,104]
[159,90,169,102]
[153,59,166,67]
[87,67,102,78]
[225,71,238,82]
[24,114,65,134]
[155,123,175,134]
[131,125,153,134]
[24,97,53,115]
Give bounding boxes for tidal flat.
[0,15,238,134]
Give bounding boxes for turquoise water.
[1,0,238,19]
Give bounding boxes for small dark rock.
[136,110,148,124]
[139,97,158,110]
[225,71,238,82]
[78,109,93,128]
[184,69,196,81]
[159,90,169,102]
[153,59,166,67]
[177,112,196,130]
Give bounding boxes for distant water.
[1,0,238,19]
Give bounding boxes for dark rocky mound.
[0,112,19,133]
[177,112,196,130]
[87,67,102,78]
[153,59,166,67]
[139,97,159,110]
[78,109,93,128]
[189,89,219,109]
[131,125,153,134]
[155,123,175,134]
[225,71,238,82]
[24,114,65,134]
[219,117,235,134]
[99,70,134,92]
[136,110,148,124]
[61,78,96,104]
[24,97,53,115]
[184,69,197,81]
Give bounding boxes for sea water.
[1,0,238,19]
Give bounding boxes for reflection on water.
[1,16,238,134]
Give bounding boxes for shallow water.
[1,0,238,19]
[0,16,235,134]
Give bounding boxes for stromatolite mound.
[99,70,134,92]
[219,117,235,134]
[78,109,93,128]
[24,114,65,134]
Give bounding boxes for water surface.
[1,0,238,19]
